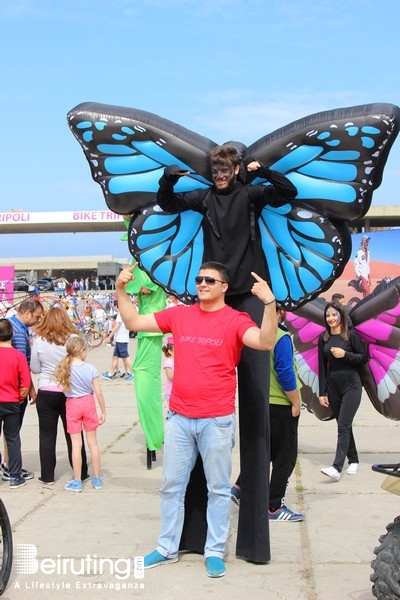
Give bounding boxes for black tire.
[371,515,400,599]
[0,499,13,595]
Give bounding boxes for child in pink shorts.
[54,336,106,492]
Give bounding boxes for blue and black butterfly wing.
[67,102,215,214]
[245,103,400,221]
[259,205,351,310]
[68,102,400,306]
[68,102,213,301]
[349,276,400,420]
[248,103,399,308]
[128,205,204,303]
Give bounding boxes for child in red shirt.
[0,319,31,489]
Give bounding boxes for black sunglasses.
[195,276,225,285]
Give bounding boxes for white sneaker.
[321,466,341,481]
[346,463,359,475]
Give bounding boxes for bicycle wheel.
[0,499,13,595]
[86,328,104,349]
[38,294,62,311]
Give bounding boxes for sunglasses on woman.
[194,276,225,285]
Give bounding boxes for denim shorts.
[113,342,129,358]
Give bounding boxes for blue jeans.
[156,411,236,559]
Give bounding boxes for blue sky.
[1,0,400,258]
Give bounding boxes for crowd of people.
[0,269,370,578]
[0,287,180,492]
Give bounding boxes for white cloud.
[189,90,370,144]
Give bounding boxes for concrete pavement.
[2,340,399,600]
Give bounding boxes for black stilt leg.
[151,450,156,462]
[146,448,152,470]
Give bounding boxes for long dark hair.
[323,301,350,342]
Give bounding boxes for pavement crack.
[12,492,56,530]
[102,425,136,453]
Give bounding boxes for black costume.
[157,165,297,563]
[318,331,368,472]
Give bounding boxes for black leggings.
[327,370,362,472]
[269,404,299,511]
[36,390,88,482]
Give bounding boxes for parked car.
[36,278,54,291]
[13,279,29,292]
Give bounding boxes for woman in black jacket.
[318,301,368,481]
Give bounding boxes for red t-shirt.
[154,303,256,417]
[0,346,31,402]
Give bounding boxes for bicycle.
[370,463,400,599]
[60,297,105,349]
[0,499,13,595]
[0,288,60,318]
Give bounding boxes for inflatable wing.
[68,102,400,308]
[286,277,400,421]
[247,103,400,220]
[285,299,334,421]
[350,276,400,420]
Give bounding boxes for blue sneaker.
[101,372,113,380]
[143,550,178,569]
[91,476,103,490]
[231,484,240,506]
[124,373,134,381]
[10,476,27,489]
[64,479,82,493]
[205,557,226,578]
[268,505,304,522]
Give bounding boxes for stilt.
[151,450,156,462]
[146,448,152,470]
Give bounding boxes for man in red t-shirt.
[116,260,277,578]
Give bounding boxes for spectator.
[54,336,106,492]
[2,298,44,482]
[102,303,133,381]
[232,305,304,521]
[0,319,31,489]
[30,307,89,484]
[319,301,368,481]
[93,304,106,332]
